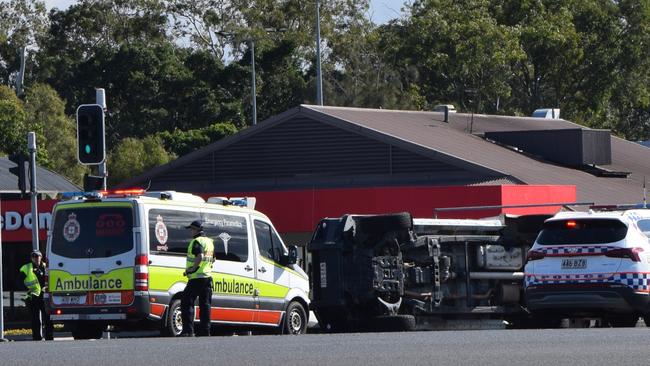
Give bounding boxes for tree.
[23,83,86,184]
[156,122,238,157]
[107,135,174,185]
[0,0,48,87]
[0,85,28,155]
[386,0,523,113]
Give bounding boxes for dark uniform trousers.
[26,295,53,341]
[181,277,213,335]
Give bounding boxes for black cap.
[185,220,203,230]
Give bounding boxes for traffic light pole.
[28,132,39,252]
[0,195,7,341]
[97,89,108,190]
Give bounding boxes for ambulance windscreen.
[51,206,134,258]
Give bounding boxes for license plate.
[562,258,587,269]
[94,293,121,305]
[54,295,85,305]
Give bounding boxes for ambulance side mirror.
[280,245,298,266]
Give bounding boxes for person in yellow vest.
[180,220,214,337]
[19,250,53,341]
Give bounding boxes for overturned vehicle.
[307,212,547,331]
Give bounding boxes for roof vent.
[484,128,612,167]
[532,108,560,119]
[434,104,456,123]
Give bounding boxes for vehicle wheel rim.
[173,307,183,335]
[289,309,303,334]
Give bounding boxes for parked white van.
[46,190,310,338]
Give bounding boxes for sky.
[43,0,407,24]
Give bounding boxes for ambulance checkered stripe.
[525,273,650,292]
[538,245,618,256]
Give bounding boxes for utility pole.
[250,40,257,126]
[28,132,39,252]
[315,0,323,105]
[16,47,26,97]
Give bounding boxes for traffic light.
[8,153,28,194]
[76,104,106,165]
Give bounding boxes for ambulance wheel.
[71,322,104,340]
[283,301,307,335]
[162,299,184,337]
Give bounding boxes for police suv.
[524,206,650,327]
[46,190,310,339]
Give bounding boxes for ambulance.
[45,189,310,339]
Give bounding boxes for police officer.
[180,220,214,337]
[19,250,53,341]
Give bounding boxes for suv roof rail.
[589,203,649,212]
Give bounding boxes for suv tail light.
[526,250,545,261]
[135,254,149,291]
[605,247,643,262]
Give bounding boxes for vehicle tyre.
[283,301,308,335]
[644,314,650,328]
[367,315,416,332]
[607,315,638,328]
[161,299,184,337]
[71,322,104,340]
[357,213,412,236]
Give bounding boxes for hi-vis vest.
[20,263,42,298]
[186,236,214,280]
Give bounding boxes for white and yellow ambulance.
[46,190,309,339]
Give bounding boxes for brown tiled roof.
[303,105,650,205]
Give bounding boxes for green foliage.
[0,0,48,86]
[107,135,174,186]
[23,83,87,185]
[157,122,238,157]
[0,85,28,155]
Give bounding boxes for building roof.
[302,105,650,205]
[124,105,650,205]
[0,157,79,193]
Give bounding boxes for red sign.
[1,199,57,242]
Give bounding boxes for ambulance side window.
[254,220,285,263]
[202,213,248,262]
[148,209,201,255]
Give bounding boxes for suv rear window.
[51,205,134,258]
[536,219,628,245]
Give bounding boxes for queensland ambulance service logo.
[63,213,81,242]
[218,232,231,254]
[155,215,169,251]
